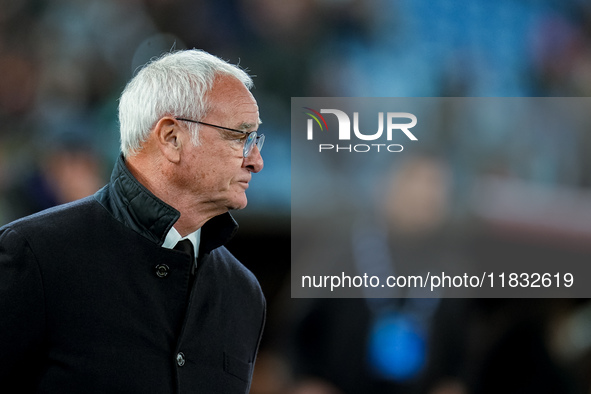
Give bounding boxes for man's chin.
[227,197,248,211]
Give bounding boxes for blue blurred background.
[3,0,591,393]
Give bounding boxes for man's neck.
[125,155,225,237]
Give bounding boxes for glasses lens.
[256,134,265,152]
[243,132,257,157]
[243,132,264,157]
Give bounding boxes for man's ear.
[154,117,183,163]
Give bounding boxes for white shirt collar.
[162,226,201,259]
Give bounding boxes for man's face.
[177,75,264,212]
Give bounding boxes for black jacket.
[0,155,266,393]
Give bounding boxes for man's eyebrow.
[236,119,262,130]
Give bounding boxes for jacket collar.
[94,154,238,253]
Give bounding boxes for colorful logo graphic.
[302,106,418,153]
[303,107,329,132]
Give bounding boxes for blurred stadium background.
[2,0,591,393]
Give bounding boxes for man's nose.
[243,145,264,173]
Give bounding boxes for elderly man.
[0,50,266,393]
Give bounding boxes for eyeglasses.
[175,117,265,158]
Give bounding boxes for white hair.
[118,49,253,157]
